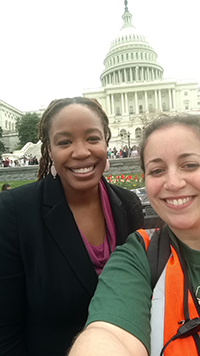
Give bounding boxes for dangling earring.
[51,160,57,179]
[104,159,110,172]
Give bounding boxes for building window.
[135,127,142,139]
[116,107,121,116]
[129,106,134,114]
[126,53,129,60]
[9,122,11,130]
[139,105,143,113]
[5,120,7,129]
[149,104,153,112]
[184,91,188,96]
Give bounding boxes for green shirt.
[86,231,200,354]
[86,233,152,354]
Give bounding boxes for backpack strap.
[147,225,171,290]
[136,225,171,290]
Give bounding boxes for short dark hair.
[1,183,11,191]
[37,97,111,180]
[140,113,200,172]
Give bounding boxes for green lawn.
[1,180,36,189]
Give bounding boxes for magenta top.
[80,179,117,275]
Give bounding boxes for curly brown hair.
[37,97,111,180]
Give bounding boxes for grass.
[1,180,36,189]
[1,173,145,190]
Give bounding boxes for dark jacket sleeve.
[0,191,27,355]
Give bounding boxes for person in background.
[68,113,200,356]
[0,97,143,356]
[1,183,11,191]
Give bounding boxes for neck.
[64,185,100,207]
[171,227,200,251]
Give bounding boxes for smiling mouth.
[165,197,193,206]
[70,166,94,174]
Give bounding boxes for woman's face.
[48,104,107,194]
[144,125,200,238]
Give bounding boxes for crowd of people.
[1,155,39,167]
[107,145,139,159]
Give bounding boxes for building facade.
[83,1,200,150]
[0,100,23,151]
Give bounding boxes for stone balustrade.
[0,157,142,182]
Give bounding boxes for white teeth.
[166,197,192,206]
[71,166,94,174]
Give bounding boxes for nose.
[71,141,91,159]
[163,170,186,191]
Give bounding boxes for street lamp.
[127,131,131,156]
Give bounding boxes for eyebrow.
[146,153,200,167]
[53,128,103,140]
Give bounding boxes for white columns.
[124,69,127,82]
[147,68,149,81]
[135,67,139,81]
[154,90,158,110]
[141,67,144,81]
[158,90,162,110]
[106,95,111,115]
[118,70,121,83]
[172,89,176,110]
[168,89,172,111]
[145,91,148,112]
[111,95,114,114]
[135,92,139,114]
[121,93,125,114]
[125,93,128,113]
[130,68,133,81]
[152,69,155,81]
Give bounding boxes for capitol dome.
[100,1,164,86]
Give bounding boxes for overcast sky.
[1,0,200,112]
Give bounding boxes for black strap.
[147,225,171,289]
[135,226,171,290]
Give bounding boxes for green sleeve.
[86,233,152,354]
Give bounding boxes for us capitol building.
[1,0,200,157]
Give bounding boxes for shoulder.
[4,180,43,201]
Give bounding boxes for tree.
[16,112,40,147]
[0,126,5,156]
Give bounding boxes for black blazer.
[0,174,143,356]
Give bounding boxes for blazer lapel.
[42,175,98,296]
[103,178,129,245]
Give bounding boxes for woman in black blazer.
[0,97,143,356]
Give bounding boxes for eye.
[58,140,71,146]
[149,168,166,176]
[182,163,200,170]
[87,136,101,143]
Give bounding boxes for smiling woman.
[0,96,143,356]
[68,113,200,356]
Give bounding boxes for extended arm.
[68,233,152,356]
[68,321,148,356]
